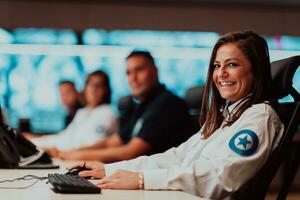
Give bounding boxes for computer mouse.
[65,167,90,177]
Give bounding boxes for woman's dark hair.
[200,30,273,138]
[85,70,111,104]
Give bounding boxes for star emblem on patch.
[229,129,259,156]
[237,134,253,150]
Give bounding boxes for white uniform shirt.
[32,104,117,151]
[104,101,284,199]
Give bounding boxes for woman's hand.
[97,170,140,190]
[67,161,106,179]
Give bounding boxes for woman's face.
[212,43,254,103]
[85,75,106,107]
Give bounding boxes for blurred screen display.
[0,28,299,132]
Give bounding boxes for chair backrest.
[231,55,300,200]
[117,95,132,113]
[184,85,204,132]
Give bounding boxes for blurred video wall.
[0,28,299,132]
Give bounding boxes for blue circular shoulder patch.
[229,129,259,156]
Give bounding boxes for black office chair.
[231,55,300,200]
[117,95,132,114]
[117,95,135,129]
[184,85,204,132]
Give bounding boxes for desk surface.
[0,160,204,200]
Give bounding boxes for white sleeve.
[31,107,118,150]
[31,110,82,149]
[70,106,117,147]
[104,131,203,176]
[142,105,284,198]
[30,130,68,149]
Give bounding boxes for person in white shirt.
[67,31,284,199]
[31,70,117,154]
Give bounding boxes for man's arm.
[59,137,151,163]
[75,133,123,151]
[22,132,45,140]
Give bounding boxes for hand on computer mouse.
[66,167,88,176]
[65,167,93,179]
[67,161,105,179]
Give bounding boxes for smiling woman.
[212,43,253,103]
[67,31,284,199]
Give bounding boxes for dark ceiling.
[2,0,300,7]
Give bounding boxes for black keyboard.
[48,173,101,194]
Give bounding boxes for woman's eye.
[228,63,238,67]
[213,64,221,69]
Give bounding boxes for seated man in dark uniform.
[58,51,194,163]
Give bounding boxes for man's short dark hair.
[126,50,156,66]
[59,80,75,87]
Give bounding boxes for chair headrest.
[185,86,204,109]
[271,55,300,99]
[117,95,132,112]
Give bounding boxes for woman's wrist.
[102,164,107,177]
[138,173,144,189]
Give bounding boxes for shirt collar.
[223,94,252,119]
